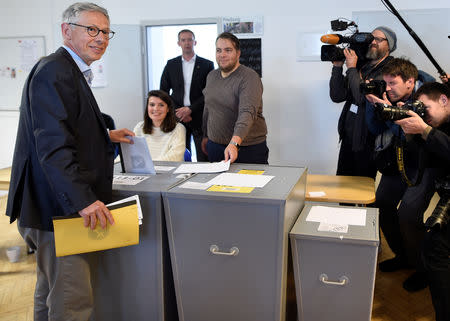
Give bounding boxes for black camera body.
[374,100,426,121]
[321,45,345,62]
[360,80,386,98]
[425,176,450,230]
[321,33,374,63]
[320,19,373,66]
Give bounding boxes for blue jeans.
[207,140,269,164]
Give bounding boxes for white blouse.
[133,121,186,161]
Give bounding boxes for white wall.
[1,0,449,172]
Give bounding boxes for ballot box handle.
[209,245,239,256]
[319,273,349,286]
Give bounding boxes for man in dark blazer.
[160,29,214,161]
[6,3,134,320]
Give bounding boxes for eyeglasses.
[373,36,387,43]
[69,23,115,39]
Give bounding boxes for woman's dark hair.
[142,90,177,134]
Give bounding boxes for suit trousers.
[376,168,440,267]
[186,127,208,162]
[18,225,93,321]
[207,140,269,164]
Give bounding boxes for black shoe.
[403,272,428,292]
[378,256,409,272]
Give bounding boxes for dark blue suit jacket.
[6,47,115,231]
[160,55,214,131]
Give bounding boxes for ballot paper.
[308,191,326,197]
[154,165,175,172]
[206,173,274,188]
[179,181,211,190]
[53,197,140,257]
[113,175,149,186]
[108,195,143,225]
[317,222,349,233]
[173,160,230,174]
[306,205,366,226]
[120,136,156,174]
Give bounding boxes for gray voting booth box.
[163,164,307,321]
[290,204,379,321]
[90,162,183,321]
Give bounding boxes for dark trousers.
[422,225,450,321]
[337,138,377,179]
[207,140,269,164]
[186,127,208,162]
[376,168,439,267]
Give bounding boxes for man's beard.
[366,46,387,61]
[219,61,238,73]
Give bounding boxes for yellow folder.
[53,200,139,257]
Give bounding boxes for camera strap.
[395,136,426,187]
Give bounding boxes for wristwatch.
[229,141,240,150]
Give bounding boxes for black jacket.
[330,56,394,151]
[6,47,115,231]
[160,55,214,131]
[425,122,450,170]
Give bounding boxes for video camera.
[425,175,450,230]
[374,100,426,121]
[320,19,373,65]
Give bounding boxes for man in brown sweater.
[201,32,268,164]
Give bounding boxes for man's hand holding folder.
[53,197,140,257]
[78,200,115,230]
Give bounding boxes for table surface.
[0,167,11,191]
[306,174,375,205]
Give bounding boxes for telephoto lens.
[374,100,426,121]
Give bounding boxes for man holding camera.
[330,26,396,179]
[395,82,449,321]
[366,58,440,292]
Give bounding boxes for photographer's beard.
[366,44,389,62]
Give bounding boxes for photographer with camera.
[365,58,440,292]
[330,26,396,179]
[395,82,449,321]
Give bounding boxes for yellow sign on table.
[237,169,265,175]
[207,185,254,193]
[53,200,139,257]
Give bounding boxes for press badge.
[350,104,358,113]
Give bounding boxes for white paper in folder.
[207,173,274,188]
[306,205,366,226]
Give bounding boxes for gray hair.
[62,2,109,23]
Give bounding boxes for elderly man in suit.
[160,29,214,161]
[6,2,134,320]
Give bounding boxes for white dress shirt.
[182,54,196,107]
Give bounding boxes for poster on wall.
[222,16,263,37]
[239,38,262,78]
[90,57,107,88]
[296,31,323,62]
[0,36,46,110]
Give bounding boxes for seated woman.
[134,90,186,161]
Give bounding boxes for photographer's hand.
[395,111,429,135]
[343,48,357,69]
[332,61,344,67]
[366,92,390,105]
[439,73,449,84]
